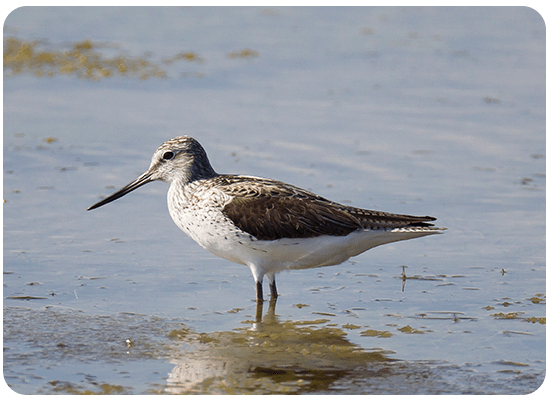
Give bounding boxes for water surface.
[3,6,545,394]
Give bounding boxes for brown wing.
[217,175,437,241]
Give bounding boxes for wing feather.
[216,175,436,241]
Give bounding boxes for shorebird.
[88,136,445,301]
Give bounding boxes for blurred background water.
[3,6,545,394]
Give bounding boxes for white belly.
[207,228,435,273]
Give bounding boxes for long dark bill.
[87,171,154,211]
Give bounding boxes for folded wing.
[217,175,437,241]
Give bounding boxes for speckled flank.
[88,136,445,301]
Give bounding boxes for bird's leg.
[268,275,278,299]
[267,297,277,316]
[256,280,264,302]
[255,296,277,323]
[255,300,264,322]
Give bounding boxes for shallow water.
[3,6,546,395]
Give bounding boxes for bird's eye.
[162,151,175,160]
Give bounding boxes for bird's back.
[208,175,442,241]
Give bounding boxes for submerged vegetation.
[3,37,167,80]
[3,36,258,80]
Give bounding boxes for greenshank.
[88,136,445,301]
